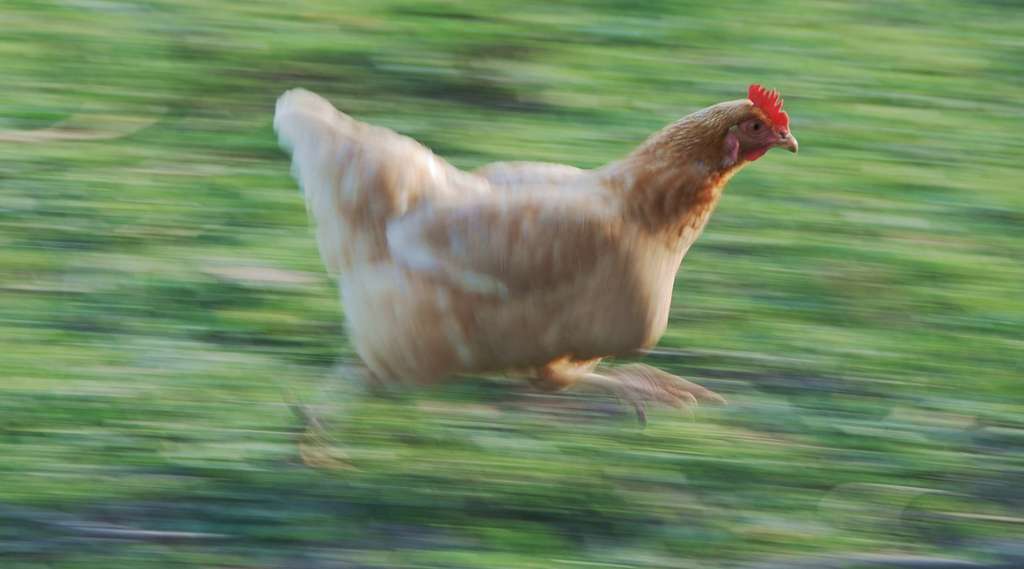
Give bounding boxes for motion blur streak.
[1,1,1022,568]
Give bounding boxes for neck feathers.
[603,100,750,242]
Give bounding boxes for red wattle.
[743,147,769,162]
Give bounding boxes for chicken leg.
[531,359,725,426]
[287,362,377,470]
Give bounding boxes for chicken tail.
[274,88,485,274]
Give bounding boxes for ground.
[1,1,1022,567]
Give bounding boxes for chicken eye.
[752,122,761,131]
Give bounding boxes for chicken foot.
[286,362,375,470]
[574,363,726,426]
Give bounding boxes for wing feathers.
[475,161,586,189]
[387,195,618,297]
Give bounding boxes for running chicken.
[274,84,797,422]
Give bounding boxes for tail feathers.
[274,88,349,153]
[274,88,489,274]
[274,89,360,273]
[273,88,355,208]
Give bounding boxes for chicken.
[274,84,797,423]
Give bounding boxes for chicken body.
[274,87,796,415]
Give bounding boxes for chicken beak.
[778,132,798,154]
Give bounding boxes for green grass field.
[2,1,1022,567]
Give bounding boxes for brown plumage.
[274,86,797,422]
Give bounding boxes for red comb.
[748,84,790,131]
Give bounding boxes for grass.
[1,0,1022,567]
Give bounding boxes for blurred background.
[2,0,1022,567]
